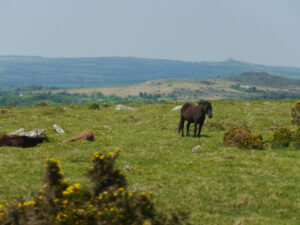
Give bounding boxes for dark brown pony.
[178,101,213,137]
[0,135,44,148]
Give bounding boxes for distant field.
[61,76,300,100]
[0,100,299,224]
[64,78,237,98]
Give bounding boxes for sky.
[0,0,299,67]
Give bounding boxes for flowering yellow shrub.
[291,101,300,126]
[0,149,189,225]
[223,127,263,149]
[270,128,293,148]
[293,127,300,148]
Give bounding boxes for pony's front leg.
[197,121,204,137]
[186,121,191,136]
[193,122,198,137]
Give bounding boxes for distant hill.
[227,72,300,89]
[63,71,300,101]
[0,56,300,89]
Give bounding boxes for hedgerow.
[0,149,189,225]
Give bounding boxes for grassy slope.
[0,100,299,224]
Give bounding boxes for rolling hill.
[64,72,300,100]
[0,56,300,89]
[228,71,300,89]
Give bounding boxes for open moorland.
[65,72,300,101]
[0,100,299,224]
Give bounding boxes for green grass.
[0,100,300,224]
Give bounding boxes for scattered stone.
[263,102,270,105]
[63,131,95,143]
[26,129,46,138]
[103,125,112,130]
[192,145,201,152]
[9,128,26,136]
[124,165,132,172]
[9,128,45,138]
[227,156,234,159]
[245,103,250,106]
[53,124,65,134]
[172,105,182,111]
[115,105,137,111]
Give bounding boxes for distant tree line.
[0,85,177,106]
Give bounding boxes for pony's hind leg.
[186,121,191,136]
[178,117,185,137]
[193,122,198,137]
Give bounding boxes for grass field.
[0,100,299,224]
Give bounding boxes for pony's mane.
[198,100,210,106]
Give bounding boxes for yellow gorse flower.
[45,158,61,164]
[62,183,80,195]
[23,200,36,206]
[118,187,125,192]
[114,147,123,153]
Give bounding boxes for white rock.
[9,128,46,138]
[115,104,137,111]
[263,102,270,104]
[192,145,201,152]
[245,103,250,106]
[103,125,112,130]
[172,105,182,111]
[26,129,46,138]
[124,165,132,172]
[9,128,26,136]
[53,124,65,134]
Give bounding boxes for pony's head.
[198,101,213,118]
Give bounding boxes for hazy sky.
[0,0,299,67]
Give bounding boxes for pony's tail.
[178,116,184,134]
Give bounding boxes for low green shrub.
[270,128,293,148]
[0,149,189,225]
[88,104,100,110]
[35,102,49,106]
[291,101,300,126]
[292,127,300,149]
[223,126,263,149]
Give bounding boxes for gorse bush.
[0,149,189,225]
[270,128,293,148]
[292,127,300,149]
[88,104,100,110]
[291,101,300,126]
[223,126,263,149]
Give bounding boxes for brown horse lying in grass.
[0,135,44,148]
[178,101,213,137]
